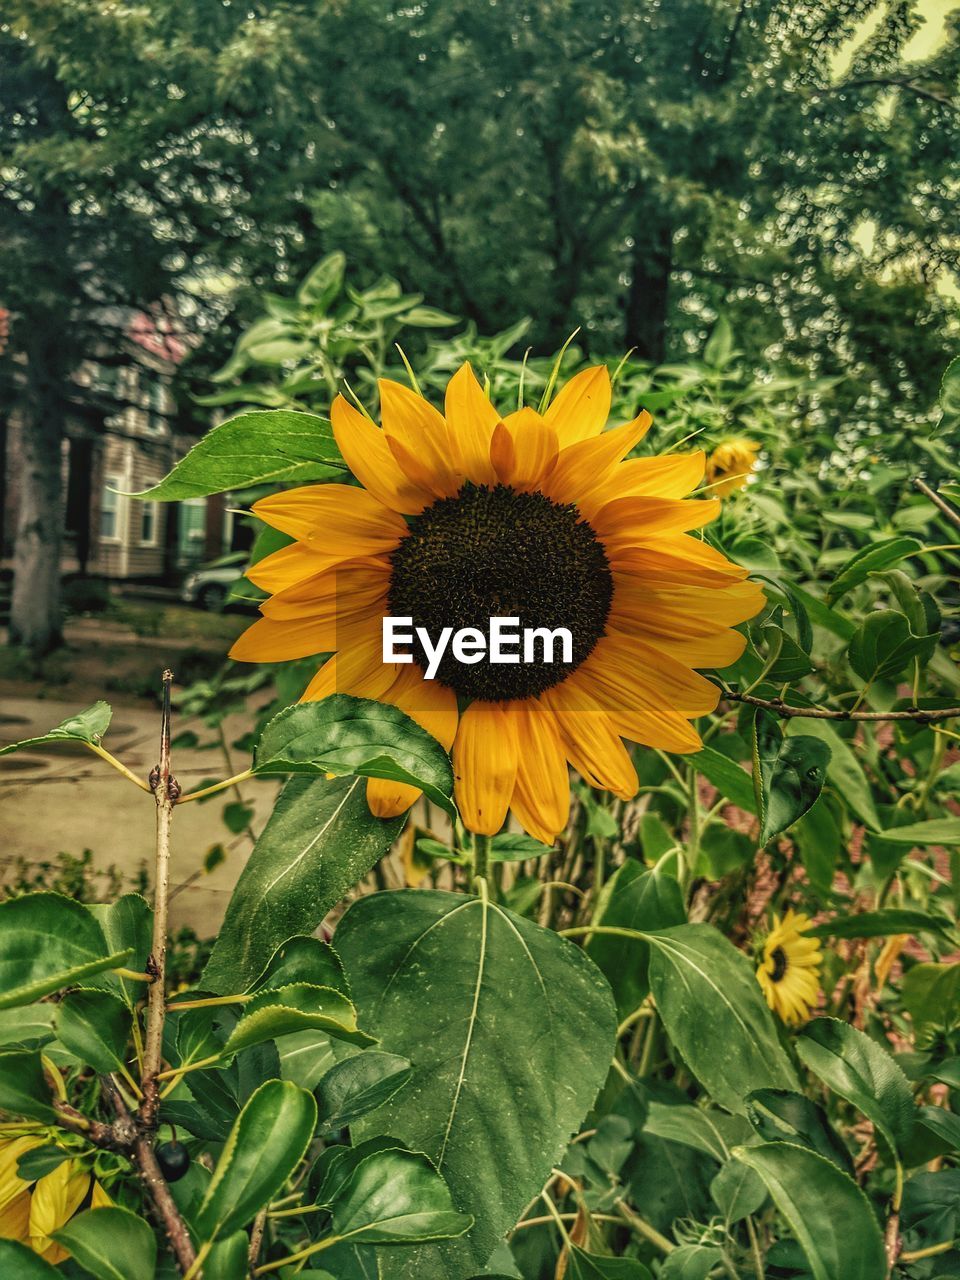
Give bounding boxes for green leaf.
[746,1088,853,1172]
[586,860,685,1018]
[326,1147,472,1246]
[53,1207,156,1280]
[939,355,960,416]
[403,306,459,327]
[224,983,373,1056]
[0,1049,57,1120]
[643,1102,754,1163]
[826,537,922,604]
[645,924,799,1113]
[254,696,455,815]
[136,410,345,500]
[0,1005,56,1048]
[203,1231,251,1280]
[703,315,734,368]
[248,935,348,995]
[735,1142,885,1280]
[195,1080,317,1244]
[753,709,830,844]
[903,963,960,1048]
[809,909,955,940]
[796,1018,914,1156]
[335,889,617,1277]
[203,776,404,994]
[869,817,960,846]
[0,702,111,756]
[87,894,153,1008]
[488,833,553,861]
[847,610,936,684]
[298,252,346,306]
[53,990,132,1074]
[688,746,756,813]
[784,719,881,830]
[567,1249,652,1279]
[659,1245,724,1280]
[0,1242,61,1276]
[316,1051,413,1130]
[17,1145,71,1181]
[792,800,841,895]
[761,623,816,682]
[710,1156,766,1223]
[0,893,132,1009]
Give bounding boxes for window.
[177,498,207,566]
[140,483,160,546]
[100,476,124,542]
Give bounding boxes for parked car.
[180,553,255,612]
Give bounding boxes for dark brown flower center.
[770,946,789,983]
[387,483,612,701]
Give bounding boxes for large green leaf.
[0,1005,56,1048]
[203,776,404,994]
[643,1102,754,1163]
[248,935,349,994]
[585,859,685,1018]
[796,1018,914,1156]
[135,409,345,500]
[809,908,955,940]
[753,709,830,845]
[710,1156,767,1223]
[0,893,132,1009]
[0,1242,61,1276]
[734,1142,885,1280]
[325,1147,472,1246]
[222,983,374,1054]
[254,696,455,814]
[335,889,617,1278]
[316,1051,413,1130]
[53,990,132,1074]
[645,924,799,1113]
[0,1049,58,1121]
[194,1080,317,1244]
[0,702,111,756]
[53,1207,156,1280]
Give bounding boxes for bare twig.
[249,1207,268,1274]
[720,689,960,724]
[915,476,960,531]
[141,670,176,1131]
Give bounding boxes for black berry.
[156,1140,191,1182]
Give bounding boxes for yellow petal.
[379,379,462,498]
[610,535,748,586]
[0,1189,30,1241]
[331,394,433,514]
[591,495,720,549]
[543,412,652,506]
[259,562,389,621]
[444,362,500,486]
[508,702,570,845]
[577,451,705,519]
[253,483,407,552]
[542,366,611,446]
[490,409,559,491]
[229,611,378,663]
[0,1137,45,1214]
[453,701,519,835]
[542,678,638,799]
[30,1161,90,1259]
[300,639,398,703]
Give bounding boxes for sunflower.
[231,363,764,843]
[756,909,822,1026]
[0,1139,97,1264]
[705,438,760,497]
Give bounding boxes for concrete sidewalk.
[0,696,278,935]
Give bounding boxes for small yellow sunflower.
[705,438,760,497]
[231,363,764,843]
[0,1140,92,1264]
[757,909,822,1026]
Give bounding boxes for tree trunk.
[9,401,65,653]
[624,224,673,364]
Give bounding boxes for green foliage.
[52,1207,157,1280]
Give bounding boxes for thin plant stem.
[85,742,152,792]
[746,1213,765,1278]
[472,832,491,880]
[175,768,255,805]
[141,670,174,1130]
[615,1198,675,1254]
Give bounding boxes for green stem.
[85,742,153,793]
[472,832,491,880]
[746,1213,765,1278]
[176,768,255,805]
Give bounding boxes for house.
[1,308,245,585]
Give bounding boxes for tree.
[0,1,315,650]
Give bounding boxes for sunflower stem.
[472,832,491,880]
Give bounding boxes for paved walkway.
[0,696,278,935]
